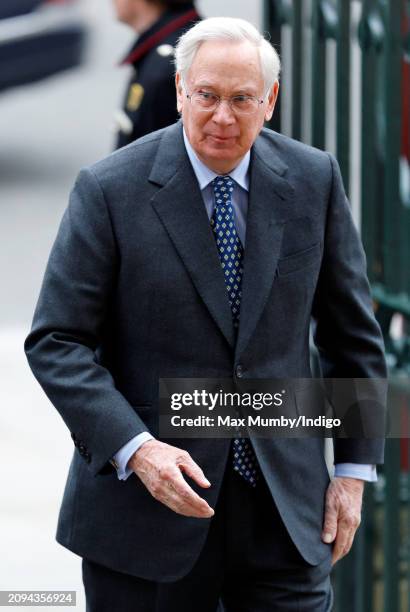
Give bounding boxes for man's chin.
[201,146,239,166]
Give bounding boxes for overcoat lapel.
[235,139,295,361]
[149,123,236,348]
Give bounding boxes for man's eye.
[233,95,251,104]
[198,92,217,101]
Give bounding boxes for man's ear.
[175,73,183,113]
[265,80,279,122]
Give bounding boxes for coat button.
[235,364,244,378]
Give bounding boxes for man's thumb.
[322,531,335,544]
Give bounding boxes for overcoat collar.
[149,122,295,356]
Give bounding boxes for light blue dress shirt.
[113,130,376,483]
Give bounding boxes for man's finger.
[164,494,213,518]
[160,487,214,518]
[149,480,207,518]
[178,459,212,488]
[331,521,354,565]
[157,472,214,517]
[170,473,213,510]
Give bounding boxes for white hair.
[174,17,281,93]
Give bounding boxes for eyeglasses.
[182,81,266,116]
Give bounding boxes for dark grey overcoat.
[25,122,386,581]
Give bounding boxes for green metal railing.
[264,1,410,610]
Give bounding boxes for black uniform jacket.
[114,4,200,149]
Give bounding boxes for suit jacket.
[24,121,387,581]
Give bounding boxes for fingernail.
[204,479,211,486]
[323,533,333,543]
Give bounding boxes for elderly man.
[25,17,386,612]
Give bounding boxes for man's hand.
[128,439,215,519]
[322,477,364,565]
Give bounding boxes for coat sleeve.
[24,167,149,476]
[311,153,387,465]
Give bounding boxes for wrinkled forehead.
[186,39,264,89]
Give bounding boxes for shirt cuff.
[113,432,155,481]
[334,463,377,482]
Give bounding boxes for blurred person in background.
[113,0,200,148]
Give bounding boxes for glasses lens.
[190,92,261,115]
[192,92,219,111]
[232,97,259,115]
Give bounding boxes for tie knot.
[212,176,235,201]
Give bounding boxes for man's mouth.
[207,135,237,143]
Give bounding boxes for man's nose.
[212,99,236,124]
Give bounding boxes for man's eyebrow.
[193,82,259,95]
[193,82,218,90]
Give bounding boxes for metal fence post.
[336,0,351,192]
[263,0,293,133]
[383,439,401,611]
[382,0,404,299]
[292,0,303,140]
[359,0,385,286]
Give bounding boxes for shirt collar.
[183,128,250,192]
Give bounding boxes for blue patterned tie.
[211,176,260,487]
